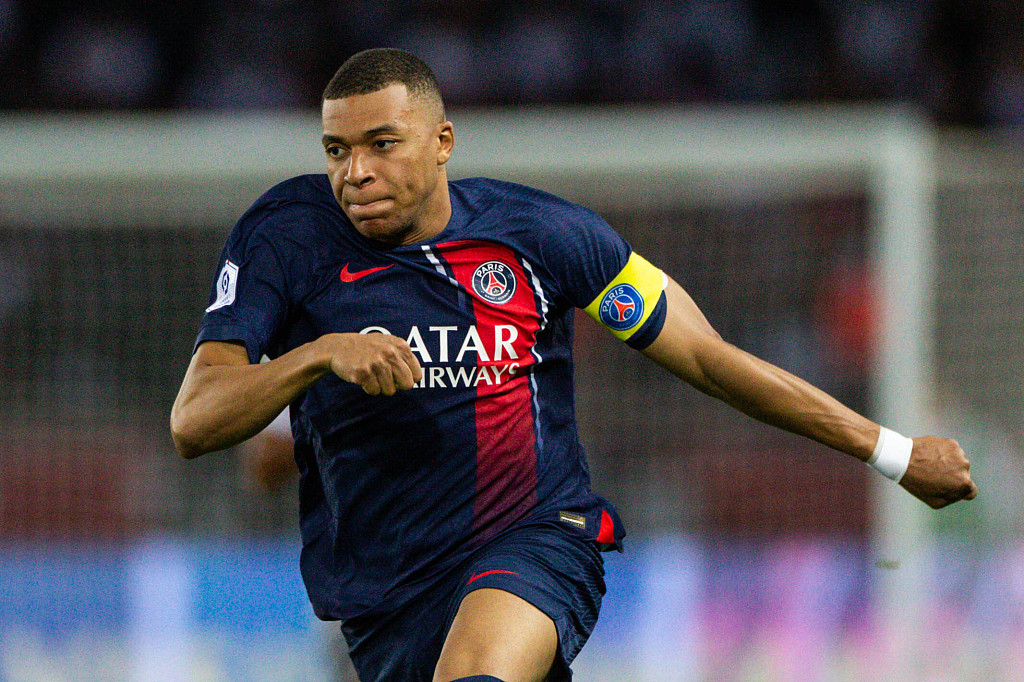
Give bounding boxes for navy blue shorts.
[340,521,606,681]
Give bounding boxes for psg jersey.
[195,174,667,619]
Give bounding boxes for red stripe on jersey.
[436,240,540,541]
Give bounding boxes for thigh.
[434,523,606,682]
[434,587,558,682]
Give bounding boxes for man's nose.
[344,149,374,187]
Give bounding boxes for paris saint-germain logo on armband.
[472,261,517,305]
[599,284,644,331]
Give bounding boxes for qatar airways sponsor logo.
[359,323,524,389]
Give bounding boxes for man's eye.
[326,146,347,158]
[374,140,397,151]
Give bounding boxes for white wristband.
[867,426,913,483]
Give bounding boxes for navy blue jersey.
[196,175,667,619]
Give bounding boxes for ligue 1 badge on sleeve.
[206,260,239,312]
[472,261,517,305]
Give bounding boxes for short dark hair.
[323,48,444,113]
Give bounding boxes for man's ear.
[437,121,454,165]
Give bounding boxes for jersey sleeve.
[545,206,668,350]
[194,205,306,364]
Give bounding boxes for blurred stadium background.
[2,1,1024,680]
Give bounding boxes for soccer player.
[170,48,977,682]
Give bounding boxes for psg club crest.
[472,261,517,305]
[599,284,644,331]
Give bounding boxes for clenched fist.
[320,332,423,396]
[899,436,978,509]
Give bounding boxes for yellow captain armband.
[584,252,667,343]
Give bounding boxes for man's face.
[321,84,453,245]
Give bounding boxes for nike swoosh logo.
[466,570,519,585]
[340,263,393,282]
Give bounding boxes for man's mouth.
[346,198,392,219]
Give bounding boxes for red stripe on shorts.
[467,569,520,585]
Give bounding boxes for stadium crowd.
[0,0,1021,126]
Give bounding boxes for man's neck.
[400,175,452,245]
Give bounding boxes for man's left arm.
[641,275,978,509]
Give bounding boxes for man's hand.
[899,436,978,509]
[322,333,423,396]
[171,333,423,459]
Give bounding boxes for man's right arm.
[170,334,422,459]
